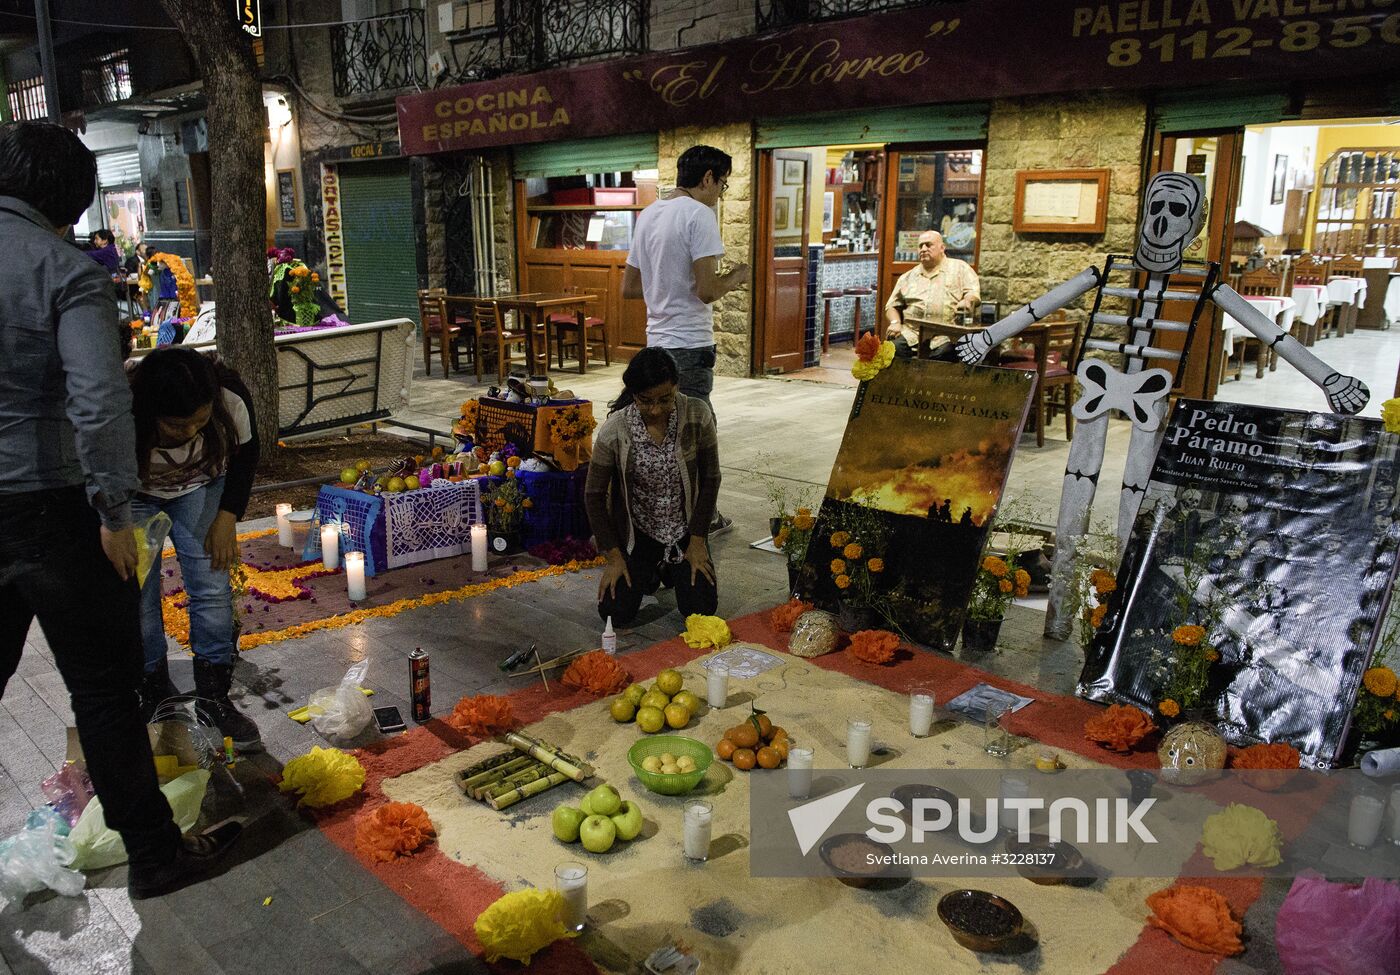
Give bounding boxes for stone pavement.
[3,328,1394,973]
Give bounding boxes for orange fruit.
[728,724,759,749]
[772,739,790,760]
[756,746,781,769]
[716,739,736,760]
[732,748,756,771]
[756,715,773,739]
[767,724,787,743]
[663,703,690,729]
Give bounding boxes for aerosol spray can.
[409,647,431,722]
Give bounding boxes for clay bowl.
[889,784,993,844]
[938,889,1024,952]
[1003,833,1095,886]
[818,833,898,889]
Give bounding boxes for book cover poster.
[1079,399,1400,768]
[797,358,1033,650]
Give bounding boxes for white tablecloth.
[1222,295,1296,355]
[1363,257,1397,270]
[1290,285,1327,326]
[1385,276,1400,325]
[1327,276,1367,308]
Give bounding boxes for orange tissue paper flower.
[770,598,813,634]
[848,629,899,665]
[1173,624,1207,646]
[1146,885,1244,956]
[1158,699,1181,719]
[1084,704,1156,752]
[445,694,517,737]
[561,650,630,696]
[854,332,881,362]
[355,801,436,862]
[1231,742,1301,792]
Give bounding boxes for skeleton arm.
[1211,284,1370,415]
[954,267,1102,364]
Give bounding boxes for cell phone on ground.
[374,706,406,734]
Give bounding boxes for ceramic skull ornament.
[1134,172,1206,273]
[1158,720,1228,784]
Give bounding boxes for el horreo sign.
[398,0,1400,156]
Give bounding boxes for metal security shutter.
[1152,90,1291,133]
[338,159,419,325]
[96,149,141,188]
[756,103,989,149]
[513,133,658,178]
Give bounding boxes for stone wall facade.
[658,123,755,378]
[650,0,755,51]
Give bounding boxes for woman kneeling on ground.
[128,347,262,751]
[585,347,720,626]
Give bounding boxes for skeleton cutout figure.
[956,171,1369,639]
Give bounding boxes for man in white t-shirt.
[624,145,749,533]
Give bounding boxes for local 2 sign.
[397,0,1400,156]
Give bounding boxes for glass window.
[892,150,982,263]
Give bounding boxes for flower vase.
[490,528,522,555]
[770,517,784,539]
[837,601,877,634]
[960,616,1003,652]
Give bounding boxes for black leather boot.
[128,820,243,900]
[139,658,179,722]
[191,658,263,753]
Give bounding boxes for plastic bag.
[1275,872,1400,974]
[40,763,94,827]
[133,511,173,588]
[0,807,85,903]
[309,660,372,741]
[69,769,209,871]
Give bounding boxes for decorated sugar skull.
[1157,720,1227,783]
[1133,172,1206,273]
[788,610,839,658]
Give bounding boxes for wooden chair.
[547,287,610,374]
[1233,262,1286,372]
[471,298,527,384]
[1293,255,1340,339]
[418,288,461,378]
[998,319,1081,447]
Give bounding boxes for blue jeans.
[134,478,233,672]
[662,345,716,414]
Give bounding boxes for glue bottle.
[602,617,617,655]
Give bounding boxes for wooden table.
[488,291,597,376]
[906,316,1052,361]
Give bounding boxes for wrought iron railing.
[446,0,647,83]
[79,49,133,109]
[331,8,427,98]
[6,76,46,122]
[756,0,941,32]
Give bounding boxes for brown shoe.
[128,820,242,900]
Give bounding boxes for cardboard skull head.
[1157,720,1227,783]
[1134,172,1205,273]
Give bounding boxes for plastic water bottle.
[601,617,617,655]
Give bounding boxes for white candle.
[345,552,366,602]
[683,800,712,862]
[554,861,587,932]
[471,523,488,572]
[707,663,729,708]
[847,718,872,769]
[910,691,935,738]
[320,524,340,570]
[275,503,293,547]
[1348,793,1385,848]
[787,746,813,799]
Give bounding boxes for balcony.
[331,8,427,98]
[80,49,134,110]
[447,0,647,83]
[756,0,943,33]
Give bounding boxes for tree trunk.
[158,0,278,451]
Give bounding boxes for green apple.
[578,794,595,817]
[624,683,647,707]
[579,814,616,854]
[610,800,643,841]
[339,467,358,485]
[552,805,586,843]
[587,784,621,817]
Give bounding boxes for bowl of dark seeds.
[1004,833,1094,886]
[937,889,1024,952]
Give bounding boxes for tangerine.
[732,748,756,771]
[767,725,787,743]
[728,724,759,749]
[756,746,781,769]
[716,739,736,760]
[772,739,790,760]
[756,715,773,739]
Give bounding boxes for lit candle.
[471,523,488,572]
[345,552,366,602]
[275,503,293,547]
[554,861,588,932]
[320,524,340,570]
[847,717,872,769]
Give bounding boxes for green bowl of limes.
[628,735,713,796]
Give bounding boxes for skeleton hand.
[954,330,994,365]
[1322,373,1369,415]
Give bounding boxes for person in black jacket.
[127,347,261,750]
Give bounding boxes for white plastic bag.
[309,661,372,741]
[0,808,85,903]
[69,769,209,871]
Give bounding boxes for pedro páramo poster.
[797,359,1033,651]
[1080,399,1400,767]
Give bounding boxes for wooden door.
[878,146,986,311]
[757,150,810,374]
[1148,130,1243,401]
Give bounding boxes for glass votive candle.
[554,861,587,932]
[787,746,814,799]
[683,800,712,862]
[984,704,1012,758]
[909,686,935,738]
[847,717,873,768]
[1348,793,1385,848]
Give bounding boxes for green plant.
[966,553,1030,621]
[822,496,896,613]
[1353,582,1400,736]
[484,476,532,534]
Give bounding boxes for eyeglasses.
[719,177,730,195]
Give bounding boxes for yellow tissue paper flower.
[1201,802,1283,871]
[851,340,896,382]
[682,614,732,650]
[474,888,573,964]
[278,746,366,808]
[1384,398,1400,435]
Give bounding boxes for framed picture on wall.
[781,159,804,186]
[276,169,298,228]
[775,197,790,230]
[822,191,834,233]
[1271,154,1288,205]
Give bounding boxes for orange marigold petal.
[1084,704,1157,752]
[847,628,899,665]
[1146,885,1244,956]
[355,801,436,863]
[561,650,630,696]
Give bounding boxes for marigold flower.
[843,543,863,560]
[1158,699,1181,718]
[835,574,852,590]
[1382,397,1400,435]
[1090,568,1117,595]
[494,498,505,507]
[507,456,521,467]
[792,512,814,531]
[981,556,1008,578]
[1172,624,1207,646]
[1204,648,1220,662]
[774,528,789,549]
[1090,603,1108,628]
[1014,569,1031,598]
[867,557,884,573]
[854,332,881,362]
[1364,666,1399,698]
[311,273,320,282]
[796,507,812,518]
[522,499,533,508]
[502,504,514,514]
[1385,709,1397,722]
[830,531,850,547]
[290,286,301,294]
[999,578,1013,593]
[830,558,846,574]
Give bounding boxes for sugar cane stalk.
[487,771,570,811]
[458,756,535,794]
[483,762,558,800]
[504,731,593,781]
[457,752,530,791]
